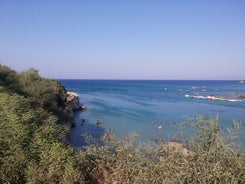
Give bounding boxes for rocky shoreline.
[63,92,87,144]
[66,92,87,121]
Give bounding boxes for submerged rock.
[96,120,102,125]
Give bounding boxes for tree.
[18,69,67,114]
[0,64,22,93]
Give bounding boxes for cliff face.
[67,92,80,111]
[65,92,81,121]
[61,92,84,145]
[66,92,85,121]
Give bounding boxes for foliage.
[0,65,67,114]
[0,65,244,183]
[0,64,22,93]
[0,65,83,183]
[76,120,245,184]
[0,91,83,183]
[18,69,67,113]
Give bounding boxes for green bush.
[0,65,84,183]
[18,69,67,113]
[76,116,245,184]
[0,64,22,93]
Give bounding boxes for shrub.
[18,69,67,113]
[76,116,245,184]
[0,64,22,93]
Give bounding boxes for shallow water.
[59,80,245,147]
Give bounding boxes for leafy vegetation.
[0,65,83,183]
[0,64,244,183]
[18,68,67,114]
[0,64,22,94]
[77,117,245,184]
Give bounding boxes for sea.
[59,80,245,148]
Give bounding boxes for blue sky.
[0,0,244,80]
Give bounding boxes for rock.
[61,92,87,145]
[238,94,245,99]
[67,92,80,110]
[163,141,194,157]
[81,119,85,126]
[96,120,102,125]
[65,92,86,121]
[80,105,88,110]
[234,93,245,99]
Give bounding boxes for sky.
[0,0,245,80]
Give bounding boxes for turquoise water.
[59,80,245,147]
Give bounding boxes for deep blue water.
[59,80,245,147]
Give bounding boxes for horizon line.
[57,78,244,81]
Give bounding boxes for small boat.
[239,80,244,84]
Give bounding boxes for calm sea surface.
[59,80,245,147]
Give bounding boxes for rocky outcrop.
[65,92,87,121]
[237,94,245,99]
[67,92,80,110]
[62,92,87,145]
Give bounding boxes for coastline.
[61,79,245,147]
[64,92,87,144]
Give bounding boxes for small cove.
[60,80,245,147]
